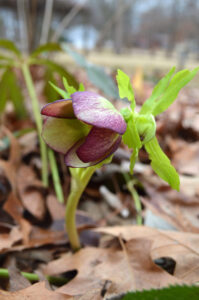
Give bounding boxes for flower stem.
[0,268,68,286]
[21,63,48,187]
[65,167,96,251]
[123,172,142,225]
[21,63,64,203]
[48,148,64,203]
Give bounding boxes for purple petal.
[77,127,119,163]
[71,91,126,134]
[65,131,122,168]
[42,117,90,154]
[41,99,75,118]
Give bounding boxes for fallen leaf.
[172,142,199,176]
[17,165,46,220]
[0,226,22,253]
[95,225,199,284]
[8,264,31,291]
[0,281,72,300]
[3,192,32,244]
[42,239,182,298]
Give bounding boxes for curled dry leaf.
[3,193,67,250]
[0,281,72,300]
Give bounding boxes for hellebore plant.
[41,89,126,250]
[41,66,198,251]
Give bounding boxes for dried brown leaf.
[17,165,46,220]
[42,237,182,297]
[0,226,22,253]
[95,225,199,284]
[0,281,73,300]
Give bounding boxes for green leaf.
[7,70,27,119]
[140,67,176,114]
[30,43,62,57]
[152,67,199,116]
[0,69,9,113]
[145,137,180,191]
[0,40,21,57]
[0,68,27,118]
[32,58,79,89]
[122,114,141,149]
[116,69,136,109]
[63,44,88,68]
[49,81,69,99]
[43,68,60,102]
[63,77,76,95]
[121,285,199,300]
[86,65,118,99]
[78,82,85,91]
[63,45,118,99]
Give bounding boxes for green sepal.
[145,137,180,191]
[116,69,136,110]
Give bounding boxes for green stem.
[0,268,68,286]
[48,148,64,203]
[65,167,96,251]
[123,173,142,225]
[22,63,65,202]
[21,63,48,186]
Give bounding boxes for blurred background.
[1,0,199,72]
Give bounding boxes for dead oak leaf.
[95,225,199,284]
[43,241,182,297]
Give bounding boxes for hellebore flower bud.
[135,113,156,144]
[41,91,126,167]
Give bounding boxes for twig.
[40,0,54,45]
[51,3,85,42]
[0,268,68,286]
